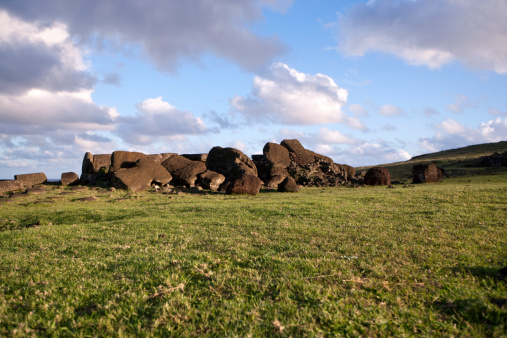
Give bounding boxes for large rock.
[412,163,440,183]
[81,152,112,183]
[364,167,391,186]
[206,147,258,181]
[281,139,333,165]
[0,180,23,194]
[182,154,208,162]
[263,142,290,168]
[14,172,47,188]
[109,151,146,173]
[199,170,225,191]
[277,176,299,192]
[161,155,207,187]
[146,153,176,164]
[61,172,80,186]
[112,158,172,192]
[226,174,262,195]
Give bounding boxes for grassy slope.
[356,141,507,180]
[0,175,506,336]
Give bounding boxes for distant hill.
[356,141,507,180]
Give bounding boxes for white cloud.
[348,103,368,117]
[490,108,507,116]
[0,0,291,72]
[420,117,507,151]
[317,127,356,145]
[337,0,507,73]
[231,63,357,126]
[378,104,405,116]
[115,97,207,146]
[423,107,440,118]
[446,95,476,114]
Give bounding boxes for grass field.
[1,174,506,336]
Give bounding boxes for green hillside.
[356,141,507,181]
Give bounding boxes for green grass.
[1,176,506,336]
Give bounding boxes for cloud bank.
[0,0,290,72]
[337,0,507,73]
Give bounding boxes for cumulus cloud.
[337,0,507,73]
[0,0,290,72]
[419,117,507,151]
[348,103,368,117]
[115,97,207,146]
[423,107,440,118]
[231,63,360,127]
[378,104,405,116]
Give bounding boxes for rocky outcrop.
[0,180,23,194]
[206,147,258,181]
[226,174,262,195]
[112,158,172,192]
[277,176,299,192]
[61,172,80,186]
[364,167,391,186]
[412,163,440,183]
[14,172,47,188]
[199,170,225,191]
[161,155,207,187]
[146,153,176,164]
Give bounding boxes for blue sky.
[1,0,506,179]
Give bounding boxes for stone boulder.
[412,163,440,183]
[277,176,299,192]
[182,154,208,162]
[226,174,262,195]
[281,139,333,165]
[14,172,47,188]
[109,151,146,174]
[206,147,258,181]
[112,158,173,192]
[146,153,176,164]
[264,142,290,168]
[364,167,391,186]
[161,155,207,187]
[341,164,356,180]
[61,172,80,186]
[199,170,225,191]
[0,180,23,194]
[81,152,112,184]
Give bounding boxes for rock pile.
[1,139,358,196]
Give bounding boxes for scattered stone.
[0,180,23,194]
[71,186,88,191]
[364,167,391,186]
[10,193,28,199]
[277,176,300,192]
[14,172,47,188]
[80,152,112,184]
[61,172,80,186]
[226,174,262,195]
[26,187,46,194]
[387,184,395,189]
[78,196,97,202]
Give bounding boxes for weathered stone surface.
[0,180,23,194]
[281,139,333,165]
[61,172,80,186]
[226,174,262,195]
[412,163,440,183]
[182,154,208,162]
[277,176,299,192]
[112,158,173,192]
[206,147,258,181]
[81,153,112,183]
[199,170,225,191]
[109,151,146,173]
[341,164,356,180]
[162,155,207,187]
[14,172,47,188]
[364,167,391,186]
[263,142,290,168]
[146,153,176,164]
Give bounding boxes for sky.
[0,0,506,179]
